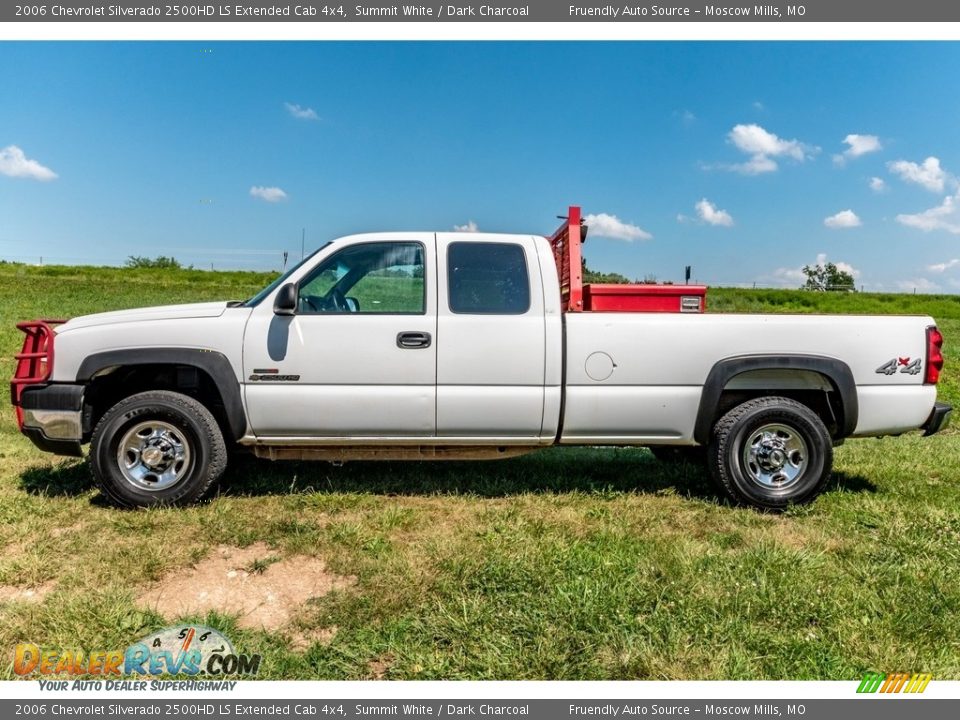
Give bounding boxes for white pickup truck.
[11,207,951,510]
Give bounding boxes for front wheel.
[708,396,833,511]
[90,390,227,508]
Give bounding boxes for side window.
[447,242,530,314]
[297,242,425,314]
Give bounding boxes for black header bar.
[5,1,960,23]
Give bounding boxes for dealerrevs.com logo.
[14,625,261,678]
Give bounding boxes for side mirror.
[273,283,298,316]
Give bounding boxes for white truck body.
[12,210,951,509]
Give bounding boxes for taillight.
[925,326,944,385]
[10,319,65,428]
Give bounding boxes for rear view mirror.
[273,283,298,315]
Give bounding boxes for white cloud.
[453,220,479,233]
[888,156,948,193]
[249,186,288,203]
[896,278,940,293]
[896,191,960,235]
[695,198,734,227]
[583,212,652,241]
[772,252,861,287]
[833,134,882,165]
[927,258,959,273]
[729,124,808,159]
[811,252,861,279]
[726,123,816,174]
[731,154,779,175]
[0,145,57,181]
[772,266,806,284]
[824,209,862,229]
[284,102,319,120]
[869,176,887,193]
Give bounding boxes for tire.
[650,446,706,464]
[90,390,227,508]
[708,396,833,511]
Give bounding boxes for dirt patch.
[367,654,395,680]
[1,543,26,562]
[0,581,55,604]
[289,626,339,652]
[50,521,87,539]
[136,543,355,631]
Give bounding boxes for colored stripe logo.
[857,672,932,693]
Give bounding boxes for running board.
[251,445,540,462]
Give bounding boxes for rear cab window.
[447,242,530,314]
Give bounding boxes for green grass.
[1,262,958,680]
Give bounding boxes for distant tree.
[581,258,631,284]
[125,255,188,270]
[801,262,856,292]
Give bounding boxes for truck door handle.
[396,331,432,349]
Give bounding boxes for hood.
[57,302,232,332]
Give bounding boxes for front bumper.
[922,402,953,437]
[18,384,84,457]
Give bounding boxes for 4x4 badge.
[876,357,922,376]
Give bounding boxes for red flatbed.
[548,205,707,313]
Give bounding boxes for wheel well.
[714,388,841,439]
[694,358,858,445]
[83,364,231,442]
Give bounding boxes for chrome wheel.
[116,420,191,491]
[741,423,808,490]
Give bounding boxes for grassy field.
[0,262,958,680]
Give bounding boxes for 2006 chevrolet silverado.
[10,207,951,509]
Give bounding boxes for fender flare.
[76,348,246,440]
[693,354,858,444]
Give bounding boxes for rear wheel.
[708,396,832,510]
[90,390,227,508]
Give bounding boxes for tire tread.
[708,396,832,510]
[90,390,227,508]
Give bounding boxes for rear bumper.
[922,402,953,437]
[18,384,84,457]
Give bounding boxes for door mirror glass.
[273,283,298,315]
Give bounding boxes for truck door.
[243,235,437,438]
[435,234,547,439]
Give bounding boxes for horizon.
[2,42,960,293]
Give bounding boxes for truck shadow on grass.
[19,460,94,498]
[18,447,877,506]
[216,447,877,505]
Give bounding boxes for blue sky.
[2,41,960,292]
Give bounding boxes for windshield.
[243,243,331,307]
